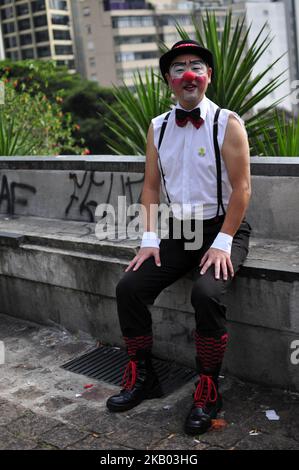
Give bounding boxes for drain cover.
[61,345,197,396]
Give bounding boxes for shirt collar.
[175,95,208,121]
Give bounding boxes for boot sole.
[184,404,222,435]
[106,386,164,413]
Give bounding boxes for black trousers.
[116,215,252,339]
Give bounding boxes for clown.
[106,40,252,436]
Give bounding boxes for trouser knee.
[191,280,227,334]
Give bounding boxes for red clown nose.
[182,71,197,82]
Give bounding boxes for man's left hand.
[199,247,234,280]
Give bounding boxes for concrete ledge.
[0,156,146,172]
[0,216,298,391]
[1,155,299,176]
[0,231,25,247]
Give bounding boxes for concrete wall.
[0,242,297,391]
[1,156,299,240]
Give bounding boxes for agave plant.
[0,107,37,156]
[100,68,172,155]
[102,9,289,155]
[173,10,289,142]
[252,110,299,156]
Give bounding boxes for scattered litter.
[219,375,225,379]
[83,384,94,389]
[167,434,175,439]
[249,429,261,436]
[75,393,82,398]
[163,405,172,410]
[264,409,280,421]
[210,418,228,431]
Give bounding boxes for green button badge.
[198,147,206,156]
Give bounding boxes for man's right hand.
[125,247,161,272]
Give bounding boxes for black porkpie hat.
[159,39,214,84]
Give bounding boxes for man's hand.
[199,247,234,280]
[125,247,161,272]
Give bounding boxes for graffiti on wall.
[0,174,37,216]
[0,170,144,222]
[65,171,144,222]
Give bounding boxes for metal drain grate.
[61,345,197,396]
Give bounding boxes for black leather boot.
[184,358,222,435]
[106,349,163,412]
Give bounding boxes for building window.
[3,21,15,34]
[20,33,32,45]
[49,0,67,10]
[16,3,30,16]
[6,50,19,60]
[35,29,49,42]
[51,14,69,25]
[87,41,94,50]
[21,48,34,59]
[104,1,150,11]
[159,15,192,26]
[53,29,71,40]
[89,56,96,67]
[33,14,47,27]
[1,6,14,20]
[18,18,31,31]
[37,45,51,57]
[85,24,92,35]
[55,44,73,55]
[0,0,13,6]
[115,50,158,62]
[4,36,17,48]
[56,59,75,68]
[114,34,157,45]
[31,0,46,13]
[83,6,90,16]
[112,16,154,28]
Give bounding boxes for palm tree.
[101,9,289,155]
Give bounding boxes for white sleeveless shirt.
[151,95,246,220]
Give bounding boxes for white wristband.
[210,232,233,255]
[140,231,161,249]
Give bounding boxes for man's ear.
[207,67,212,84]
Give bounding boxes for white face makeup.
[169,59,208,79]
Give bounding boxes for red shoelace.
[194,374,217,408]
[121,360,137,390]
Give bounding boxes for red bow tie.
[175,108,204,129]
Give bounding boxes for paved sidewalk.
[0,313,298,450]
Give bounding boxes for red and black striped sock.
[123,335,153,358]
[194,331,228,371]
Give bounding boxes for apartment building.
[0,0,76,71]
[238,1,292,112]
[72,0,197,87]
